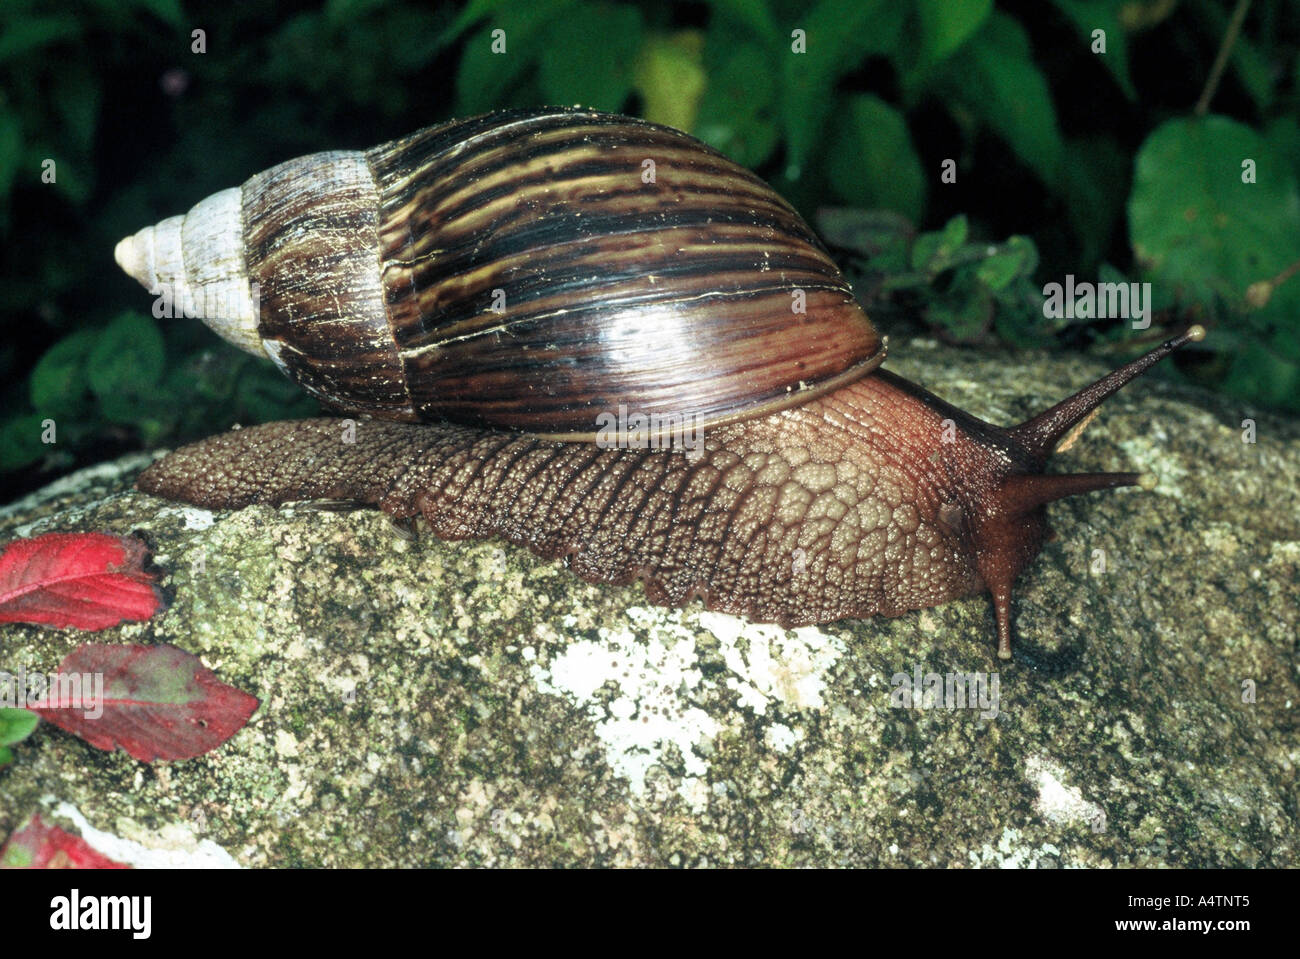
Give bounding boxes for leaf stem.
[1194,0,1252,116]
[1268,257,1300,290]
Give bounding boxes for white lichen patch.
[132,503,217,532]
[281,763,311,805]
[764,722,802,753]
[530,607,719,811]
[698,610,846,712]
[968,826,1063,868]
[177,506,216,530]
[1269,540,1300,563]
[1119,432,1188,499]
[1025,754,1105,830]
[50,801,240,868]
[529,606,844,812]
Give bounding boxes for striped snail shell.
[114,108,884,436]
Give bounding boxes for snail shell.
[115,108,884,436]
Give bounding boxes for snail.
[115,107,1201,662]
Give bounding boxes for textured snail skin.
[138,375,994,623]
[136,331,1199,661]
[118,108,1203,660]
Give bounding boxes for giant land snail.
[115,108,1202,663]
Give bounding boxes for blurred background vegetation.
[2,0,1298,500]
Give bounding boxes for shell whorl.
[115,108,885,434]
[239,151,412,419]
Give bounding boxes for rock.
[1,340,1296,867]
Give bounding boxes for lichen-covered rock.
[1,340,1295,867]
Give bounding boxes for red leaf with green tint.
[29,644,258,762]
[0,814,129,868]
[0,532,164,629]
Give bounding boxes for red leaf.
[0,814,130,868]
[0,532,165,630]
[29,644,259,762]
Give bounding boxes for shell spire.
[114,187,263,356]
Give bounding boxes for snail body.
[117,108,1200,661]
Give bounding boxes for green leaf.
[1060,135,1129,271]
[30,329,97,417]
[911,215,969,272]
[34,152,92,206]
[1267,321,1300,366]
[51,65,101,157]
[135,0,185,28]
[826,94,926,223]
[0,746,12,767]
[916,0,992,65]
[634,30,708,132]
[87,312,165,400]
[236,367,320,424]
[1096,261,1130,294]
[816,207,913,249]
[708,0,780,44]
[934,12,1064,187]
[780,0,903,179]
[1049,0,1136,99]
[694,42,777,168]
[976,235,1037,291]
[1264,117,1300,183]
[1228,35,1273,114]
[453,0,581,114]
[1223,343,1300,411]
[0,413,48,471]
[323,0,392,27]
[441,0,517,45]
[537,3,643,111]
[0,15,81,64]
[145,0,189,27]
[85,0,187,29]
[0,708,39,747]
[925,270,992,341]
[1128,116,1300,313]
